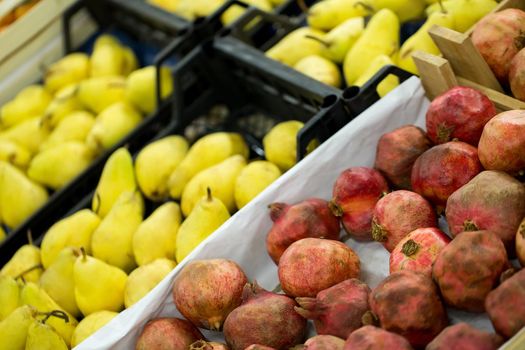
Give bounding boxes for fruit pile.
[132,85,525,349]
[0,115,308,348]
[0,34,173,232]
[265,0,498,92]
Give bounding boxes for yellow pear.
[0,117,50,155]
[353,54,399,97]
[122,47,139,75]
[148,0,181,12]
[176,189,230,262]
[124,258,176,308]
[90,35,137,77]
[92,147,137,218]
[44,53,90,94]
[184,0,224,17]
[266,27,327,67]
[125,66,174,115]
[76,76,127,114]
[0,305,36,350]
[426,0,498,33]
[40,209,100,269]
[71,310,118,347]
[0,85,52,129]
[39,247,81,318]
[20,282,78,346]
[41,84,83,128]
[263,120,303,172]
[0,275,20,321]
[221,0,272,26]
[168,132,248,199]
[307,0,373,31]
[0,162,48,228]
[74,249,128,316]
[86,102,143,153]
[40,111,95,151]
[27,142,94,190]
[135,135,189,201]
[25,318,68,350]
[370,0,426,22]
[0,233,42,283]
[0,139,31,170]
[234,160,281,209]
[343,8,400,85]
[133,202,182,266]
[398,11,455,74]
[91,190,144,273]
[0,227,4,242]
[294,55,342,88]
[316,17,365,63]
[181,155,246,216]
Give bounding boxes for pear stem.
[38,310,70,324]
[14,264,43,280]
[354,1,375,14]
[27,230,33,246]
[93,192,101,215]
[80,247,87,262]
[304,34,329,47]
[438,0,447,13]
[206,187,212,201]
[297,0,308,13]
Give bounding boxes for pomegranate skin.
[301,335,345,349]
[223,283,307,350]
[243,346,276,350]
[294,278,370,339]
[343,326,413,350]
[190,341,230,350]
[485,268,525,339]
[389,227,450,278]
[135,318,204,350]
[445,170,525,255]
[172,259,248,330]
[411,141,482,209]
[478,110,525,174]
[517,218,525,267]
[278,238,360,298]
[425,86,496,145]
[374,125,432,190]
[371,190,437,252]
[331,167,389,241]
[510,48,525,101]
[266,198,341,264]
[426,323,503,350]
[472,8,525,83]
[368,270,448,348]
[432,230,508,312]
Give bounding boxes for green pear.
[315,17,365,63]
[0,85,52,129]
[44,53,90,94]
[86,102,143,153]
[90,35,137,78]
[266,27,327,67]
[1,232,42,282]
[41,84,83,128]
[39,247,81,318]
[168,132,248,199]
[234,160,281,209]
[25,318,68,350]
[0,275,20,321]
[76,76,127,114]
[124,258,176,308]
[307,0,373,31]
[0,305,36,350]
[371,0,426,22]
[27,142,95,190]
[181,155,246,216]
[294,55,342,88]
[20,282,78,347]
[353,54,399,97]
[71,310,118,347]
[0,117,50,155]
[91,190,144,272]
[0,139,31,170]
[133,202,182,266]
[92,147,137,218]
[135,135,189,201]
[125,66,173,115]
[40,111,95,151]
[74,249,128,316]
[176,189,230,262]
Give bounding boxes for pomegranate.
[243,346,276,350]
[478,109,525,175]
[294,278,370,339]
[343,326,413,350]
[278,238,360,297]
[266,198,340,264]
[425,86,496,145]
[374,125,432,190]
[172,259,247,330]
[223,282,306,350]
[426,323,503,350]
[389,227,450,278]
[517,218,525,267]
[368,270,448,348]
[135,318,204,350]
[371,190,437,252]
[330,167,389,240]
[301,335,345,349]
[411,141,482,209]
[510,48,525,101]
[190,341,230,350]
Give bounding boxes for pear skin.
[25,319,68,350]
[92,147,137,218]
[0,117,50,155]
[44,53,90,94]
[0,139,31,170]
[124,258,176,308]
[263,120,304,172]
[371,0,426,22]
[0,275,20,321]
[76,76,127,114]
[425,0,497,32]
[71,310,118,347]
[40,111,95,151]
[0,85,52,129]
[294,55,342,88]
[73,249,128,316]
[266,27,327,66]
[234,160,281,209]
[90,35,128,78]
[221,0,272,26]
[41,84,83,128]
[135,136,188,201]
[1,234,42,283]
[91,190,144,273]
[133,202,182,266]
[125,66,174,115]
[307,0,373,31]
[168,132,248,199]
[176,189,230,262]
[181,155,246,216]
[0,305,36,350]
[319,17,365,63]
[353,54,399,97]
